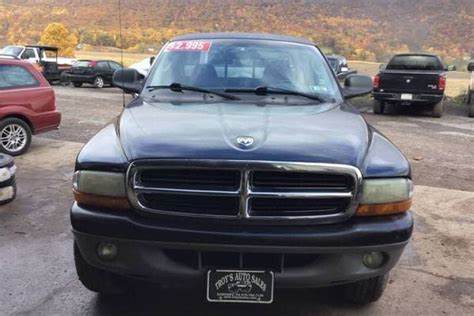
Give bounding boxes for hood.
[118,99,370,167]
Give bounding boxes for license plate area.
[207,270,274,304]
[400,93,413,100]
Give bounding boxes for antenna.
[118,0,125,107]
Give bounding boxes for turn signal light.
[355,199,412,217]
[73,190,132,210]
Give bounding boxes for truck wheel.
[468,92,474,117]
[74,243,128,295]
[468,102,474,117]
[432,100,444,118]
[373,100,384,114]
[73,82,83,88]
[0,118,32,156]
[342,273,388,304]
[94,76,105,89]
[60,72,70,86]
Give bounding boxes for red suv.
[0,57,61,155]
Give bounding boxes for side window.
[96,61,110,68]
[109,62,122,70]
[21,49,36,60]
[0,65,39,89]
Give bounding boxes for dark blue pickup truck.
[71,33,413,305]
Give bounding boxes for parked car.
[327,55,357,81]
[0,57,61,155]
[0,45,75,84]
[467,62,474,117]
[71,33,413,306]
[0,153,16,205]
[373,53,455,117]
[68,60,123,88]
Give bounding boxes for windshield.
[145,39,341,101]
[0,46,23,56]
[387,55,444,71]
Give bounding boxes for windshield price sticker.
[165,41,212,52]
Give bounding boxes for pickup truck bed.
[374,70,445,104]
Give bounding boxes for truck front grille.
[128,160,361,224]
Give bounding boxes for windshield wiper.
[146,83,240,100]
[226,86,326,102]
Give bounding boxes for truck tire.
[373,100,384,114]
[74,243,128,295]
[468,92,474,117]
[0,118,32,156]
[94,76,105,89]
[73,82,83,88]
[469,106,474,117]
[432,100,444,118]
[342,274,388,304]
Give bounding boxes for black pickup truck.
[71,33,413,306]
[373,53,454,117]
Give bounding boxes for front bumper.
[71,203,413,288]
[373,91,443,104]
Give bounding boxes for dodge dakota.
[71,33,414,305]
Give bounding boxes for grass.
[75,50,152,67]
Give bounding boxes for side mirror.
[467,62,474,72]
[342,75,374,99]
[447,65,456,71]
[150,56,155,65]
[112,68,142,94]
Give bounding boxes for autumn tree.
[39,23,77,57]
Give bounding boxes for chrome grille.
[127,160,362,224]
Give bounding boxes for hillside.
[0,0,472,63]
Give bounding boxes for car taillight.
[373,74,380,90]
[438,75,446,91]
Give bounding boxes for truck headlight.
[355,178,413,216]
[73,170,131,210]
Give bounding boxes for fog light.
[97,243,118,261]
[362,251,385,269]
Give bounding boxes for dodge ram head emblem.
[236,136,254,147]
[406,79,411,83]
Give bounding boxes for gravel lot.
[1,86,473,315]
